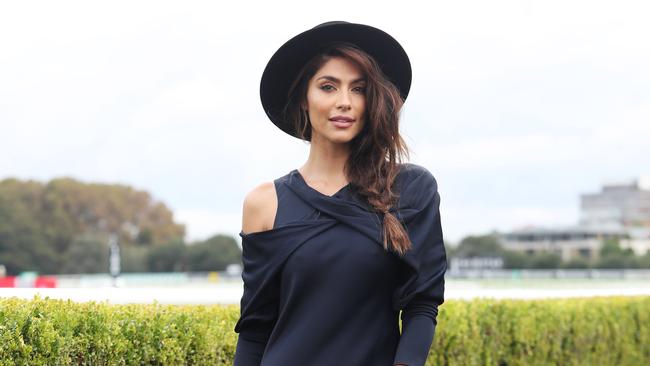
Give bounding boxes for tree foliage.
[453,234,504,258]
[186,234,242,272]
[595,238,640,268]
[450,234,649,269]
[0,177,186,275]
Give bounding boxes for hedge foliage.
[0,295,647,365]
[429,296,649,366]
[0,296,238,365]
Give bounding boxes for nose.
[336,90,352,110]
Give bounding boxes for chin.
[328,131,361,144]
[311,125,363,145]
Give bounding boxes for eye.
[353,86,366,93]
[320,84,335,91]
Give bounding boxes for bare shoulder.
[241,181,278,235]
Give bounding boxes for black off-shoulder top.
[234,163,447,366]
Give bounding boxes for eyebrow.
[316,75,366,84]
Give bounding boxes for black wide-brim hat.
[260,21,412,140]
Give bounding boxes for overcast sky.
[1,0,649,244]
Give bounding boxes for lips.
[328,115,356,129]
[330,120,353,128]
[329,116,355,122]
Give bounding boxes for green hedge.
[0,295,647,365]
[0,296,238,365]
[430,296,649,366]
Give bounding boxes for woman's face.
[305,56,366,145]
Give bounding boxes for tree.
[0,179,60,274]
[41,178,185,246]
[186,234,242,271]
[501,250,529,269]
[59,233,109,274]
[530,252,562,269]
[636,251,650,268]
[454,234,504,257]
[120,245,149,273]
[0,177,186,275]
[596,239,637,269]
[146,239,187,272]
[561,256,591,269]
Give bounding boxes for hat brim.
[260,21,412,140]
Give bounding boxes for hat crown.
[312,20,350,29]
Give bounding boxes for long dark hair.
[282,42,413,256]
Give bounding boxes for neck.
[300,135,351,184]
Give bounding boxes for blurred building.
[500,179,650,260]
[500,226,626,261]
[580,180,650,229]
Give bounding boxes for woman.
[234,21,447,366]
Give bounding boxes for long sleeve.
[233,232,281,366]
[392,295,439,366]
[234,329,271,366]
[391,165,447,366]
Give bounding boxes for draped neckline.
[291,169,352,199]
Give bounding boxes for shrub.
[0,295,647,365]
